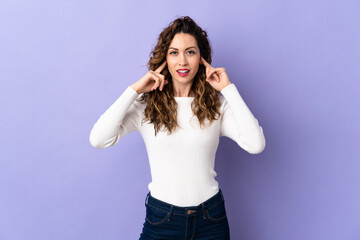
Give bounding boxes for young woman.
[89,16,266,240]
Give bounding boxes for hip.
[139,188,230,240]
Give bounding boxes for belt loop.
[144,192,150,207]
[167,205,173,222]
[201,203,207,220]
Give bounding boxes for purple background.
[1,0,359,239]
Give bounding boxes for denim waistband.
[144,189,224,219]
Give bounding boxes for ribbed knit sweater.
[89,83,266,207]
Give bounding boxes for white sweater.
[89,83,266,207]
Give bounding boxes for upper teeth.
[178,70,189,73]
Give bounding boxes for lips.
[177,69,190,77]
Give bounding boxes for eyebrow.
[168,46,197,51]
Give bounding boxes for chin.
[174,78,193,84]
[173,74,195,82]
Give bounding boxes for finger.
[162,80,169,91]
[154,60,167,74]
[201,56,212,68]
[209,68,221,82]
[205,67,213,78]
[151,80,160,91]
[215,73,220,82]
[154,79,162,91]
[160,80,165,91]
[161,80,168,91]
[150,73,162,91]
[206,69,213,78]
[205,72,213,82]
[160,76,169,91]
[214,68,224,82]
[213,69,220,82]
[207,69,217,81]
[159,77,165,91]
[153,72,166,91]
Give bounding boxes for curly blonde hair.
[138,16,222,136]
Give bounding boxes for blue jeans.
[139,189,230,240]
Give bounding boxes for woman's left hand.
[200,56,232,92]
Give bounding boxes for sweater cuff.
[128,85,140,96]
[220,83,236,95]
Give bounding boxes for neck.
[172,82,194,97]
[173,91,195,97]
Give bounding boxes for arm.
[89,86,141,149]
[220,83,266,154]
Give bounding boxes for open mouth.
[177,70,190,77]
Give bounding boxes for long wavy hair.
[138,16,222,136]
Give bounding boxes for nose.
[178,53,188,66]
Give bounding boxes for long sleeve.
[89,86,141,149]
[219,83,266,154]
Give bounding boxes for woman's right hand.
[131,61,169,94]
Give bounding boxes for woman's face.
[166,33,200,85]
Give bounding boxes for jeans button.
[187,210,196,214]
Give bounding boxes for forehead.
[169,33,198,48]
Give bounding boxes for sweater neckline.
[174,96,194,102]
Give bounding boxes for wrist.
[220,83,232,92]
[130,83,141,94]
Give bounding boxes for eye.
[169,51,196,55]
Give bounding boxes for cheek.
[192,60,200,73]
[167,59,177,72]
[192,56,200,66]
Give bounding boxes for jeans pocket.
[205,199,227,221]
[145,203,170,225]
